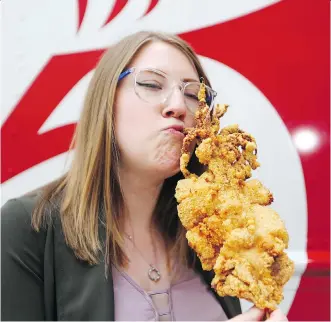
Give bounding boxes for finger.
[229,306,265,321]
[267,309,288,321]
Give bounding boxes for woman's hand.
[229,306,288,321]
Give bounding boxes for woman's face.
[114,41,199,179]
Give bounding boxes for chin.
[149,143,182,178]
[156,161,180,179]
[148,155,180,179]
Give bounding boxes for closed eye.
[185,93,199,101]
[136,81,162,90]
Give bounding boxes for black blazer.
[1,193,241,321]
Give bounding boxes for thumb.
[229,306,265,321]
[267,308,288,321]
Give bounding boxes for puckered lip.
[164,124,184,132]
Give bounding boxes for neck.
[118,168,164,234]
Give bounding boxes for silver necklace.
[124,233,161,282]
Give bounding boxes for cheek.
[115,89,141,130]
[153,132,183,162]
[114,92,157,154]
[115,89,138,123]
[185,112,196,128]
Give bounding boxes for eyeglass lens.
[134,70,214,113]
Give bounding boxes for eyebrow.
[182,77,200,83]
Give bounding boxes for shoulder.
[1,192,48,259]
[2,191,40,215]
[2,192,42,232]
[1,193,58,320]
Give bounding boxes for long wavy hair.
[32,31,212,271]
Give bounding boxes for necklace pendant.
[148,266,161,282]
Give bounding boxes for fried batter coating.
[175,81,294,310]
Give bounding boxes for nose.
[161,86,187,121]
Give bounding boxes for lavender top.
[112,265,228,321]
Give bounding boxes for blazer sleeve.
[1,198,45,321]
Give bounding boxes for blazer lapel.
[218,295,242,319]
[53,216,115,321]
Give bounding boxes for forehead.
[130,41,199,80]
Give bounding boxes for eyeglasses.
[118,67,217,114]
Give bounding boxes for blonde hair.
[32,31,212,269]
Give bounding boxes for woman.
[1,31,288,321]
